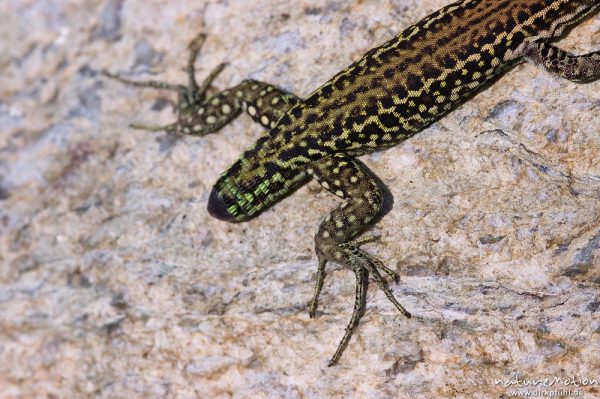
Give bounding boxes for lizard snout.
[207,187,236,222]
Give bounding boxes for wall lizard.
[105,0,600,365]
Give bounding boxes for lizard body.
[105,0,600,365]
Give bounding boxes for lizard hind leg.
[521,40,600,82]
[309,153,410,366]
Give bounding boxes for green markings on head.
[215,166,307,221]
[257,180,271,195]
[227,204,238,218]
[219,175,262,220]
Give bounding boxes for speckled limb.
[522,41,600,82]
[328,266,367,367]
[308,153,410,365]
[308,256,326,318]
[212,79,300,130]
[104,32,300,135]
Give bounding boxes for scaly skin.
[105,0,600,366]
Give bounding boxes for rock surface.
[1,0,600,398]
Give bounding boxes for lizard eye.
[207,188,236,222]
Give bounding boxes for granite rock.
[1,0,600,398]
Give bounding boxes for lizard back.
[211,0,598,221]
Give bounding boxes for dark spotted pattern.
[106,1,600,366]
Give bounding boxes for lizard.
[104,0,600,366]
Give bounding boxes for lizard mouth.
[207,187,236,222]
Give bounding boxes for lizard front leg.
[520,40,600,82]
[104,32,301,135]
[308,153,410,366]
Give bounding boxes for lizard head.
[207,136,309,222]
